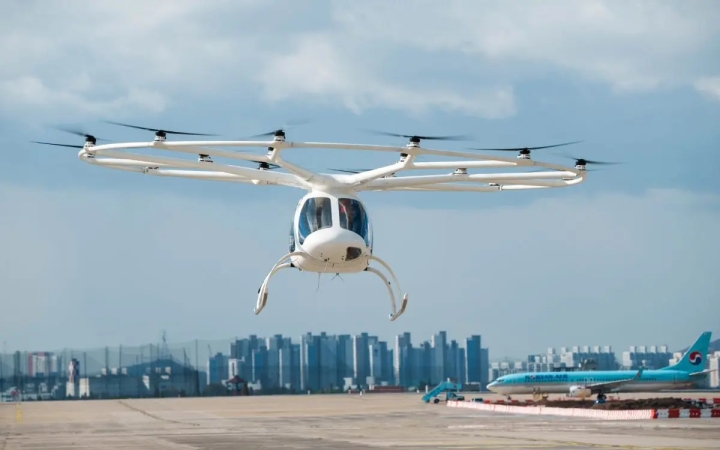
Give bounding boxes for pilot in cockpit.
[339,198,356,228]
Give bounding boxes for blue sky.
[0,0,719,360]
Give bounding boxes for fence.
[0,332,487,400]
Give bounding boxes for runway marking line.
[116,400,200,427]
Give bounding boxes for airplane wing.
[584,368,644,393]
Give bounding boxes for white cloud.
[0,180,716,356]
[0,76,167,116]
[331,0,720,92]
[256,34,516,118]
[0,1,717,122]
[694,77,720,102]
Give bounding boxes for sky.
[0,0,719,361]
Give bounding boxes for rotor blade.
[245,119,312,138]
[468,140,583,152]
[248,129,283,138]
[31,141,84,149]
[582,159,621,165]
[556,152,622,165]
[362,128,472,141]
[103,120,216,136]
[52,125,109,141]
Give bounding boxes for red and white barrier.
[446,400,720,420]
[446,400,655,420]
[655,408,720,419]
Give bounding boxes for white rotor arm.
[82,155,263,184]
[360,171,583,191]
[270,152,339,187]
[410,161,517,169]
[76,137,591,195]
[286,141,528,163]
[83,148,309,189]
[164,141,326,184]
[347,160,409,186]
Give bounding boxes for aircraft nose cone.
[303,228,367,263]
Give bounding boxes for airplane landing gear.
[532,388,549,401]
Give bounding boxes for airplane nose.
[302,228,367,263]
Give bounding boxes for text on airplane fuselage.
[523,374,569,382]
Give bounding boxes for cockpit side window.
[288,222,295,252]
[297,197,333,244]
[338,198,371,247]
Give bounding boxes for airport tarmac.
[1,392,719,449]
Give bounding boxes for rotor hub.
[154,131,167,141]
[84,135,97,146]
[272,130,286,142]
[575,158,587,170]
[517,148,531,159]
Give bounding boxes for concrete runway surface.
[1,392,719,449]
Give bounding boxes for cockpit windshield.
[297,197,332,244]
[338,198,372,247]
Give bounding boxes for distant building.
[622,345,673,370]
[206,353,228,386]
[708,352,720,388]
[465,336,482,384]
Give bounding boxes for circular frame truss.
[68,131,590,193]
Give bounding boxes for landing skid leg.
[366,255,408,321]
[365,267,407,321]
[368,255,404,295]
[254,252,305,315]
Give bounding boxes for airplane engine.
[568,386,592,398]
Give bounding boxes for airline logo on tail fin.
[689,351,703,366]
[661,331,712,372]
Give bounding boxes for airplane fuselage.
[487,369,695,396]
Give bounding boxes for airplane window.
[297,197,333,244]
[338,198,372,247]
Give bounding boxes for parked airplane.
[486,331,714,401]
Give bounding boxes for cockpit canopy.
[289,195,373,252]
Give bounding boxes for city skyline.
[3,328,713,375]
[3,328,717,401]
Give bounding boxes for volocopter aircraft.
[32,122,616,321]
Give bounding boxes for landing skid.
[254,252,305,315]
[254,252,409,321]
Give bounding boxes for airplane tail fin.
[660,331,712,373]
